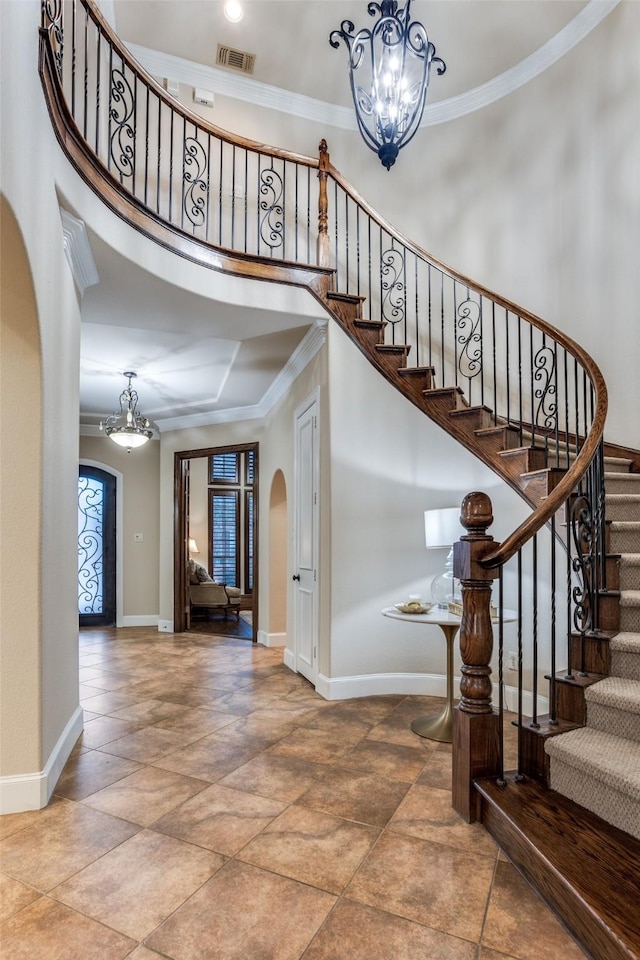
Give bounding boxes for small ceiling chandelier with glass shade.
[99,371,153,452]
[330,0,445,170]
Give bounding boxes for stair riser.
[620,603,640,633]
[605,499,640,521]
[605,476,640,493]
[619,562,640,591]
[610,529,640,554]
[611,650,640,682]
[549,761,640,842]
[571,634,611,676]
[586,701,640,744]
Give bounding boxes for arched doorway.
[78,465,117,627]
[267,470,288,647]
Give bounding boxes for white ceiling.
[79,0,595,432]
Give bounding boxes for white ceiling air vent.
[216,44,256,75]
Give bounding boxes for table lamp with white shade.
[188,538,199,557]
[424,507,461,608]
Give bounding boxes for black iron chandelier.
[330,0,445,170]
[99,371,153,451]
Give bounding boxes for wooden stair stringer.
[318,288,582,513]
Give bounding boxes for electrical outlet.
[507,651,518,671]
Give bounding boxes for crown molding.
[145,318,327,433]
[60,209,99,294]
[126,1,619,131]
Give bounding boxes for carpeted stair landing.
[546,465,640,841]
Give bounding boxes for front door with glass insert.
[78,466,116,626]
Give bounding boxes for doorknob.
[292,574,300,581]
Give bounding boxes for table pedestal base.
[410,700,453,742]
[410,622,458,744]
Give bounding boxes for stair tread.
[585,676,640,713]
[620,590,640,604]
[545,726,640,794]
[477,774,640,959]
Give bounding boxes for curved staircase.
[37,2,640,957]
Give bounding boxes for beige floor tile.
[54,747,142,800]
[219,752,328,802]
[79,690,144,714]
[146,859,336,960]
[478,949,520,960]
[127,948,169,960]
[481,860,587,960]
[153,782,287,855]
[238,804,379,894]
[52,829,224,941]
[97,725,198,763]
[152,706,237,736]
[389,784,498,857]
[267,727,361,765]
[416,746,453,790]
[79,715,142,748]
[0,872,41,921]
[109,698,191,725]
[208,712,298,747]
[0,898,136,959]
[81,765,208,825]
[346,830,495,943]
[303,899,479,960]
[0,794,69,840]
[296,766,411,827]
[335,738,428,782]
[0,801,139,891]
[153,734,265,781]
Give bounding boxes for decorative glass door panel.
[78,466,116,626]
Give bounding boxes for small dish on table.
[394,601,432,615]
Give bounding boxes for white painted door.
[293,390,319,685]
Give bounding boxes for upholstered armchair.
[188,559,241,620]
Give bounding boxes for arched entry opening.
[267,469,288,647]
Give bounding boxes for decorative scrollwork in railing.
[183,137,209,230]
[457,298,482,380]
[259,166,284,251]
[42,0,63,79]
[533,344,558,432]
[77,477,104,615]
[109,68,135,180]
[570,493,595,638]
[380,246,405,325]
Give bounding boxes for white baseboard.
[122,615,159,627]
[316,671,448,701]
[157,620,174,633]
[0,705,84,814]
[309,671,549,716]
[257,630,287,648]
[283,647,296,672]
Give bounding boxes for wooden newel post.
[317,139,330,269]
[452,491,501,822]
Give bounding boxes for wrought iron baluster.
[456,295,482,390]
[95,24,101,157]
[380,240,405,333]
[156,96,161,216]
[531,533,539,728]
[259,161,284,256]
[516,548,523,779]
[183,131,208,234]
[231,143,236,249]
[43,0,64,80]
[109,58,135,182]
[491,301,497,425]
[550,513,558,723]
[168,108,174,222]
[143,85,149,208]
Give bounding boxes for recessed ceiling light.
[224,1,243,23]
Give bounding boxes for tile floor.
[0,627,588,960]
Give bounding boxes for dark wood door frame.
[174,443,259,641]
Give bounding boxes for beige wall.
[0,198,43,778]
[1,0,83,808]
[79,436,161,620]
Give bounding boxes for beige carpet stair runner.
[546,461,640,841]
